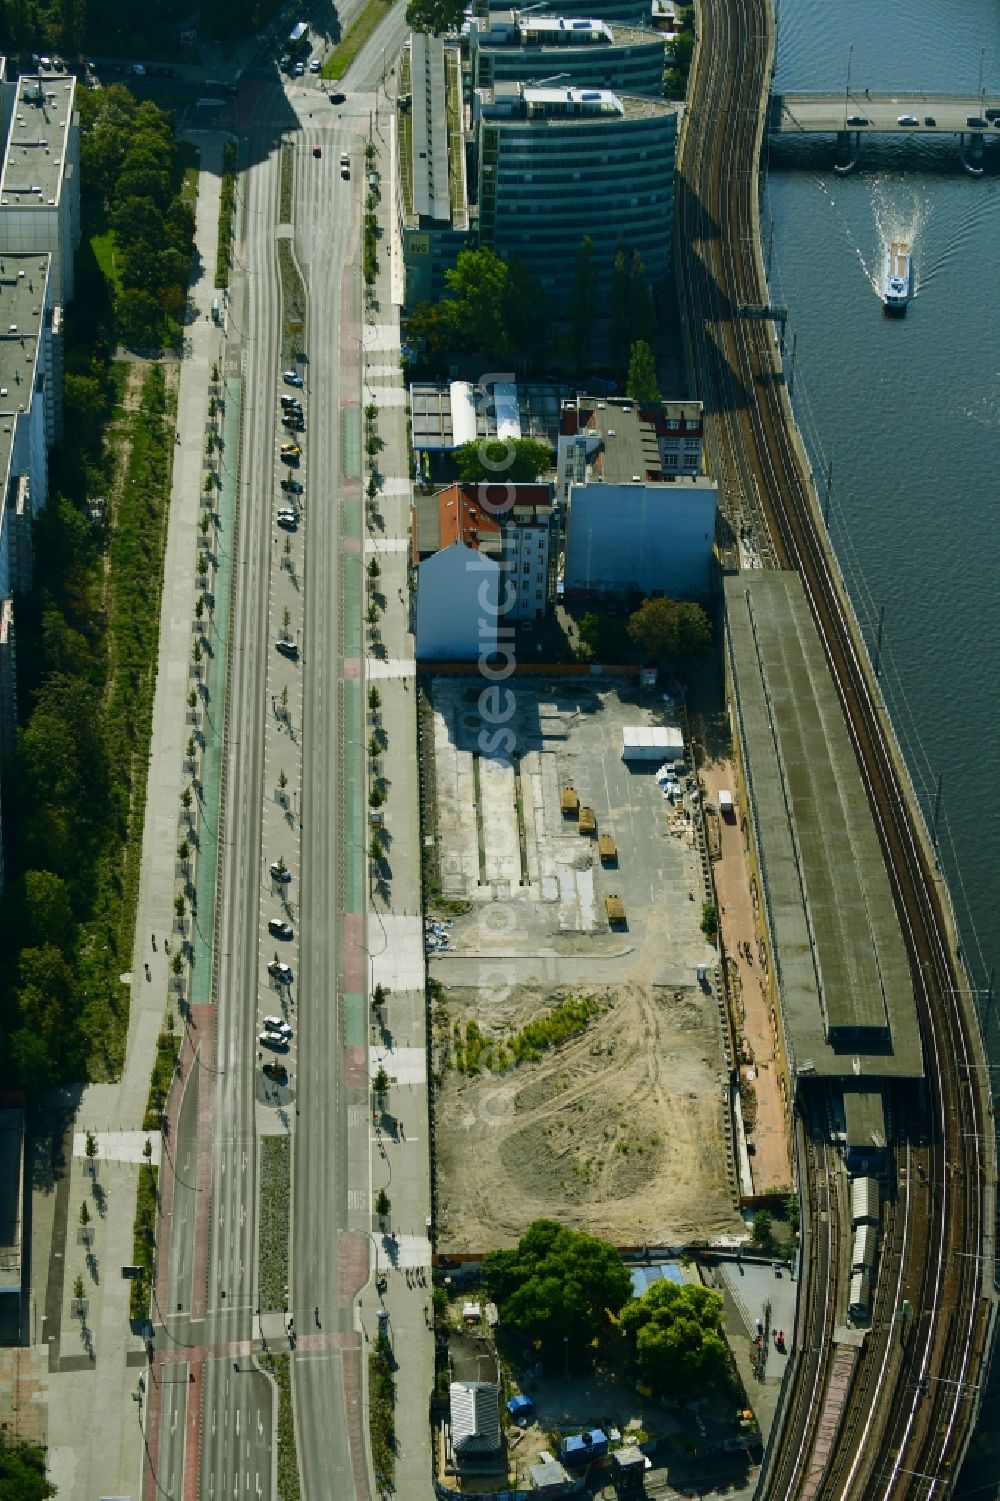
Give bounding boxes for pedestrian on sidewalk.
[151,933,157,951]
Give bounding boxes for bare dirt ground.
[435,980,742,1251]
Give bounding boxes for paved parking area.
[427,677,708,978]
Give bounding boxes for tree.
[11,1031,58,1094]
[752,1209,773,1248]
[73,1273,85,1304]
[609,249,631,381]
[79,1201,90,1229]
[368,686,382,713]
[577,611,632,662]
[440,249,510,355]
[405,0,464,35]
[116,287,162,347]
[64,372,110,448]
[0,1431,57,1500]
[482,1220,632,1359]
[627,340,661,403]
[373,1066,390,1097]
[110,193,165,248]
[455,438,552,484]
[7,871,76,955]
[627,254,653,349]
[374,1187,391,1217]
[627,596,712,665]
[16,946,76,1057]
[572,235,598,368]
[501,254,548,360]
[664,28,696,99]
[621,1281,730,1395]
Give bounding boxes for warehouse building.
[724,572,923,1091]
[562,395,715,600]
[469,12,667,97]
[474,83,676,302]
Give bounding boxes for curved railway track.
[676,1,995,1497]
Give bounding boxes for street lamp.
[843,42,854,129]
[978,46,987,114]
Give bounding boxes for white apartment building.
[412,484,555,657]
[0,73,80,302]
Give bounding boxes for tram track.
[677,1,995,1496]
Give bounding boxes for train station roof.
[724,572,923,1085]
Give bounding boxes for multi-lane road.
[144,12,410,1496]
[678,1,996,1497]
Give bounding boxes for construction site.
[420,676,745,1251]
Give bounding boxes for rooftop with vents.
[0,74,76,209]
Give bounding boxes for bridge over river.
[769,92,998,171]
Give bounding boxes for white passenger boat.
[882,241,911,315]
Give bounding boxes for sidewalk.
[701,759,792,1196]
[42,135,230,1501]
[355,102,436,1501]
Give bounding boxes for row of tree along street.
[0,91,191,1092]
[79,85,196,348]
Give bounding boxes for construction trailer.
[621,725,684,763]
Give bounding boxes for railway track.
[676,1,995,1497]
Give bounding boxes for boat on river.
[882,242,911,315]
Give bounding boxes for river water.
[766,0,1000,1017]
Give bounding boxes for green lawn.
[91,230,122,295]
[322,0,392,79]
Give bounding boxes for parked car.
[259,1030,289,1051]
[268,919,294,940]
[275,638,299,659]
[280,444,301,463]
[283,370,303,386]
[281,477,304,493]
[277,514,298,531]
[293,61,304,77]
[268,959,293,983]
[270,861,292,882]
[262,1061,288,1083]
[263,1016,293,1037]
[280,393,301,409]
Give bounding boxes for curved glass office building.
[475,85,677,302]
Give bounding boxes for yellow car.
[280,443,301,463]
